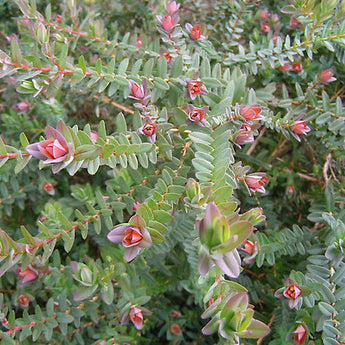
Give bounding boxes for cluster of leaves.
[0,0,345,344]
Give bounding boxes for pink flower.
[26,121,73,174]
[261,22,270,33]
[260,9,269,19]
[185,104,208,126]
[128,79,149,102]
[235,124,254,146]
[320,69,336,83]
[185,23,202,40]
[239,104,263,121]
[275,278,303,309]
[107,215,152,262]
[130,306,143,330]
[165,1,180,14]
[121,305,152,329]
[294,325,307,345]
[286,185,295,194]
[43,182,55,196]
[292,120,311,135]
[15,266,38,287]
[132,201,141,211]
[186,79,208,100]
[157,14,177,33]
[138,123,157,143]
[245,173,268,194]
[90,131,99,142]
[283,283,301,300]
[292,62,303,73]
[13,102,29,112]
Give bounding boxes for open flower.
[239,104,263,122]
[275,278,303,309]
[15,265,38,287]
[26,120,74,174]
[185,79,208,100]
[156,13,179,33]
[128,79,149,102]
[185,23,203,40]
[235,124,254,146]
[165,1,180,14]
[244,173,268,194]
[107,215,152,262]
[130,306,143,330]
[138,123,157,143]
[320,69,336,83]
[291,120,311,142]
[294,324,307,345]
[185,104,208,126]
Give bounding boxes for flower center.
[122,227,143,247]
[190,109,203,121]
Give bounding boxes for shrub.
[0,0,345,344]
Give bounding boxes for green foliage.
[0,0,344,344]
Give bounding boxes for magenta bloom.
[320,69,336,83]
[26,120,73,174]
[138,123,157,143]
[128,79,149,102]
[164,1,180,14]
[239,104,263,121]
[245,173,268,194]
[185,79,208,100]
[235,124,254,146]
[107,215,152,262]
[185,104,208,126]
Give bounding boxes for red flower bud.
[17,294,30,307]
[43,182,55,196]
[292,62,303,73]
[294,324,307,345]
[239,104,263,121]
[320,69,336,83]
[261,22,270,33]
[135,38,142,49]
[245,173,268,194]
[190,25,201,40]
[170,323,181,334]
[13,102,30,112]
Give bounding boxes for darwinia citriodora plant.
[0,0,345,344]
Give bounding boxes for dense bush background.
[0,0,345,344]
